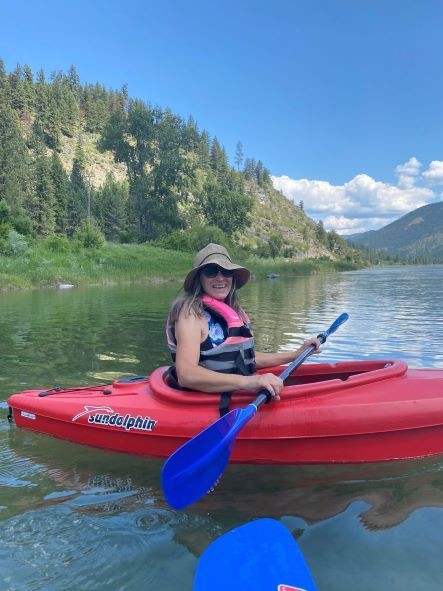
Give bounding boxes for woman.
[166,243,321,407]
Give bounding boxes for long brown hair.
[168,271,246,324]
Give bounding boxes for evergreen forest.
[0,57,362,268]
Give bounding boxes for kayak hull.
[8,359,443,464]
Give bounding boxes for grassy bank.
[0,241,363,290]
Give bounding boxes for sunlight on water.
[1,266,443,590]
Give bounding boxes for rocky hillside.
[348,201,443,261]
[59,131,347,260]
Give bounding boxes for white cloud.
[395,157,422,188]
[272,157,439,235]
[422,161,443,185]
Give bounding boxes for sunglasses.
[201,264,235,278]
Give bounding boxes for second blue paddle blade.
[194,518,317,591]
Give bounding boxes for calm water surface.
[1,265,443,590]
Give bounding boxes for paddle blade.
[194,518,317,591]
[162,405,256,510]
[326,312,349,336]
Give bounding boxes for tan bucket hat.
[183,243,250,291]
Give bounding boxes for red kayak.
[7,359,443,463]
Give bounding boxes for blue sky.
[2,0,443,234]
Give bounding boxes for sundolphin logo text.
[72,406,157,431]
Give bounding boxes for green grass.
[247,255,363,277]
[0,240,364,290]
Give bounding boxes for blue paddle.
[162,313,348,510]
[194,518,318,591]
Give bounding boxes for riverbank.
[0,241,363,290]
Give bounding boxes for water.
[1,265,443,590]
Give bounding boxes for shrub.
[0,229,28,256]
[157,225,231,253]
[44,235,71,253]
[73,220,105,249]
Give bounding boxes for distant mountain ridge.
[347,201,443,261]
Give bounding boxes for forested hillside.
[348,202,443,262]
[0,58,361,262]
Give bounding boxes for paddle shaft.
[251,312,349,410]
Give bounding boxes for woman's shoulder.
[176,307,206,326]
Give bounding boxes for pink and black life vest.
[166,295,256,377]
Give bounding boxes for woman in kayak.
[166,243,321,409]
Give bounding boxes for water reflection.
[5,427,443,537]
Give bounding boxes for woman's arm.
[174,312,284,397]
[255,337,322,369]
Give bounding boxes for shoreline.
[0,242,365,292]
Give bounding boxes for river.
[1,265,443,590]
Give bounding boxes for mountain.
[0,57,362,263]
[348,201,443,261]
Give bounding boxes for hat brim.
[183,264,250,291]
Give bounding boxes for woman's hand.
[244,373,284,401]
[302,336,322,354]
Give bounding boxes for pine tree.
[255,160,264,185]
[94,175,129,241]
[8,65,26,114]
[67,65,81,98]
[315,220,327,243]
[243,158,256,180]
[183,115,199,151]
[34,69,61,149]
[210,138,228,178]
[0,104,33,222]
[68,141,88,234]
[262,167,272,186]
[197,130,211,170]
[50,152,69,233]
[0,57,6,92]
[33,154,56,235]
[22,64,35,113]
[45,84,62,149]
[234,141,244,170]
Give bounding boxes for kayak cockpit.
[149,359,408,406]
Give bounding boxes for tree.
[268,231,285,258]
[262,167,272,187]
[210,137,229,179]
[100,100,191,240]
[197,130,211,170]
[255,160,264,185]
[8,65,26,114]
[200,182,253,236]
[68,141,88,234]
[33,154,56,235]
[299,200,304,211]
[234,141,244,170]
[94,175,129,241]
[22,64,35,113]
[243,157,256,180]
[0,57,7,97]
[315,220,327,243]
[0,105,33,222]
[50,152,70,233]
[67,65,81,98]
